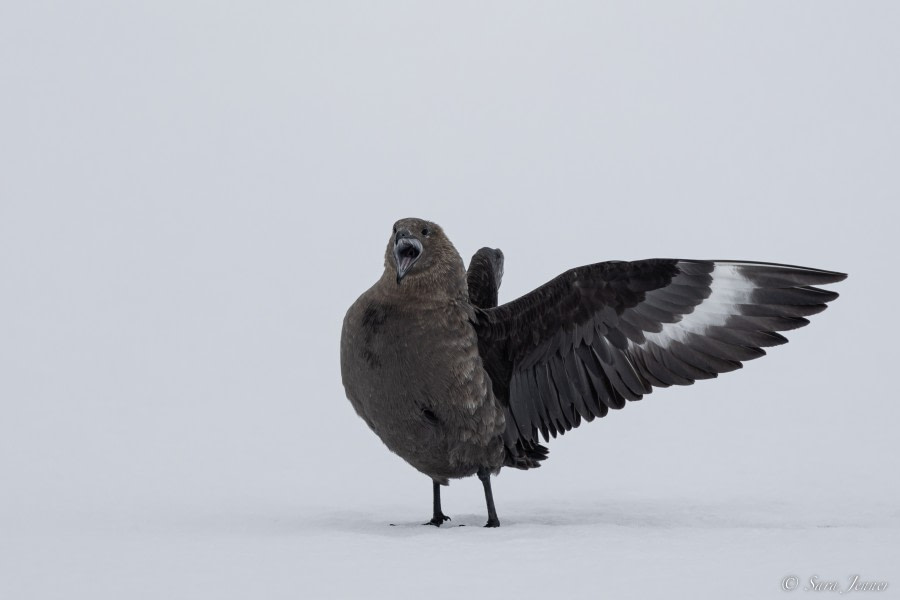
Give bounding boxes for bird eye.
[421,228,430,236]
[393,226,397,234]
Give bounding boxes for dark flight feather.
[472,259,846,452]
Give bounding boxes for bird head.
[384,218,465,290]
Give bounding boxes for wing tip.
[811,270,848,285]
[704,260,848,284]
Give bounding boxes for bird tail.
[504,439,549,470]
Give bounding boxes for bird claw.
[484,518,500,528]
[423,514,452,527]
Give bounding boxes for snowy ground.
[3,372,898,600]
[3,493,897,599]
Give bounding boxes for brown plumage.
[340,217,846,527]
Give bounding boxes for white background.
[1,2,897,598]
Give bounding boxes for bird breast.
[340,294,506,467]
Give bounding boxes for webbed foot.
[424,513,451,527]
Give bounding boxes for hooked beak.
[394,235,423,284]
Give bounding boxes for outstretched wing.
[473,259,846,448]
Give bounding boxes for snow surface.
[2,1,899,599]
[3,494,898,599]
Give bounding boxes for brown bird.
[340,217,846,527]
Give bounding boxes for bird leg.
[424,480,451,526]
[477,468,500,527]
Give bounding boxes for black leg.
[477,468,500,527]
[424,480,451,526]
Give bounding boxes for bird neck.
[378,265,469,303]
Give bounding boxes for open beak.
[394,236,423,284]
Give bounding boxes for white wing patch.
[633,264,756,349]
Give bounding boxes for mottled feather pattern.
[341,230,508,483]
